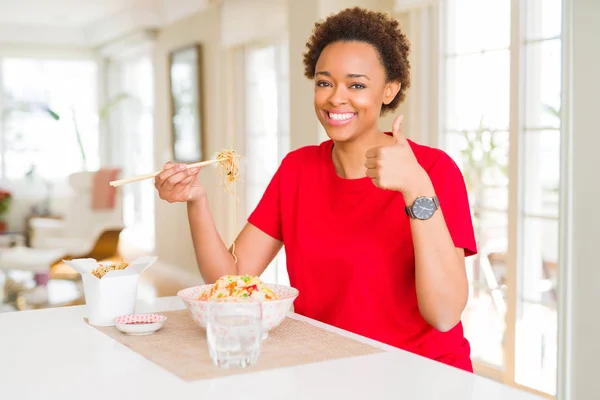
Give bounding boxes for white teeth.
[328,112,355,121]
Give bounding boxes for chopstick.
[109,158,223,187]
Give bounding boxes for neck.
[331,128,393,179]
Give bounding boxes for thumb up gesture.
[365,115,430,198]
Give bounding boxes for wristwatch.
[405,196,440,220]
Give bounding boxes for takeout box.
[63,256,158,326]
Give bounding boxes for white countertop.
[0,297,544,400]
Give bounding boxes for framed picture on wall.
[169,44,204,163]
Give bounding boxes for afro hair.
[303,7,411,115]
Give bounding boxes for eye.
[350,83,366,90]
[316,80,331,87]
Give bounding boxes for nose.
[328,85,348,107]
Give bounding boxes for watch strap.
[405,204,415,218]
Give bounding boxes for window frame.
[233,37,291,285]
[395,0,570,398]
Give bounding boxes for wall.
[220,0,288,47]
[287,0,323,148]
[153,6,229,276]
[564,0,600,398]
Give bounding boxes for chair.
[28,170,124,258]
[0,170,124,308]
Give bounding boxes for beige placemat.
[91,310,383,381]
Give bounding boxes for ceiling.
[0,0,139,27]
[0,0,213,48]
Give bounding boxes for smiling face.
[313,40,400,143]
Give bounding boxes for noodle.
[215,149,241,264]
[91,260,129,279]
[216,149,240,195]
[198,275,278,301]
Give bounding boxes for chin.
[323,127,357,142]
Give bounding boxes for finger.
[364,158,379,169]
[156,163,185,186]
[365,147,381,159]
[365,167,378,179]
[155,162,176,187]
[161,168,192,192]
[182,174,197,184]
[392,114,405,143]
[183,166,199,178]
[172,176,196,201]
[190,167,201,176]
[370,178,381,188]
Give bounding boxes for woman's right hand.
[154,162,205,203]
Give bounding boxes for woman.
[155,7,477,372]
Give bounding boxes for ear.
[382,81,401,105]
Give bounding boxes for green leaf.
[98,92,137,120]
[44,107,60,120]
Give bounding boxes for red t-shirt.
[248,137,478,372]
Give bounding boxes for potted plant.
[457,118,508,225]
[0,189,12,232]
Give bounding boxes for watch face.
[412,197,436,220]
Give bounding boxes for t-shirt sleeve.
[428,152,478,257]
[247,161,284,242]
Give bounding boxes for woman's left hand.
[365,115,432,199]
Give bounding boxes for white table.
[0,297,544,400]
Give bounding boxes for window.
[442,0,511,371]
[106,56,155,252]
[0,58,98,180]
[239,40,290,285]
[516,0,561,394]
[441,0,562,396]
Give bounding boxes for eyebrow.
[315,71,371,80]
